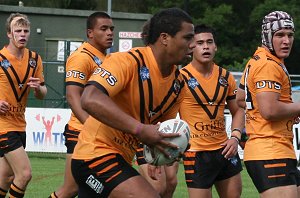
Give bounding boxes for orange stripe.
[185,152,196,157]
[268,174,286,178]
[68,125,80,131]
[105,170,122,183]
[183,160,195,166]
[8,195,16,198]
[0,138,8,142]
[264,163,286,168]
[97,162,118,175]
[136,148,143,152]
[67,138,78,141]
[11,185,24,194]
[0,191,6,196]
[185,170,194,174]
[186,180,193,182]
[89,155,116,169]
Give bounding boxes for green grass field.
[24,152,259,198]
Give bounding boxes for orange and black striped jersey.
[72,46,186,163]
[179,63,237,151]
[65,42,107,131]
[239,47,295,161]
[0,47,44,131]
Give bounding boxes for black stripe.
[66,81,85,88]
[181,67,229,119]
[226,95,236,100]
[128,51,145,123]
[0,53,21,102]
[239,83,245,90]
[81,51,94,60]
[151,79,184,124]
[86,81,109,96]
[135,50,154,117]
[83,47,96,57]
[82,48,101,66]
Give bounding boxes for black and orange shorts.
[135,143,147,165]
[183,149,242,188]
[245,159,300,193]
[71,153,139,198]
[63,124,80,154]
[0,131,26,157]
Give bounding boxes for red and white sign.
[119,31,142,39]
[119,39,133,52]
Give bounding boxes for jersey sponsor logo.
[245,113,256,124]
[93,67,117,86]
[93,56,102,66]
[0,59,11,69]
[29,58,37,68]
[140,66,150,81]
[256,80,281,90]
[65,70,86,80]
[86,175,104,194]
[218,76,228,87]
[187,77,199,89]
[194,119,225,131]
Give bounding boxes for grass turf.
[24,152,258,197]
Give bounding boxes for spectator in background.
[49,12,114,198]
[236,11,300,197]
[0,13,47,198]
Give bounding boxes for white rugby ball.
[143,119,190,166]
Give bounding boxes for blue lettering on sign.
[32,131,65,145]
[33,131,44,144]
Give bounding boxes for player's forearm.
[81,86,140,135]
[34,85,47,100]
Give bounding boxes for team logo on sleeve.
[140,66,150,81]
[173,79,181,95]
[0,59,11,69]
[29,58,37,68]
[187,78,199,89]
[219,76,228,87]
[93,56,102,66]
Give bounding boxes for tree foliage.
[1,0,299,73]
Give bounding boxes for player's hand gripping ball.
[143,119,191,166]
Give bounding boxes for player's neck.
[88,41,106,55]
[191,60,214,77]
[150,45,173,78]
[6,43,25,60]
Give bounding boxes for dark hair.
[87,11,111,30]
[141,20,150,45]
[194,24,216,41]
[148,8,193,44]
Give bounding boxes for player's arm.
[81,84,180,155]
[27,77,47,100]
[257,91,300,121]
[66,85,89,124]
[221,98,244,158]
[236,87,246,109]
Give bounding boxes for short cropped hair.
[194,24,216,42]
[6,13,30,33]
[87,11,111,30]
[148,8,193,44]
[141,20,150,45]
